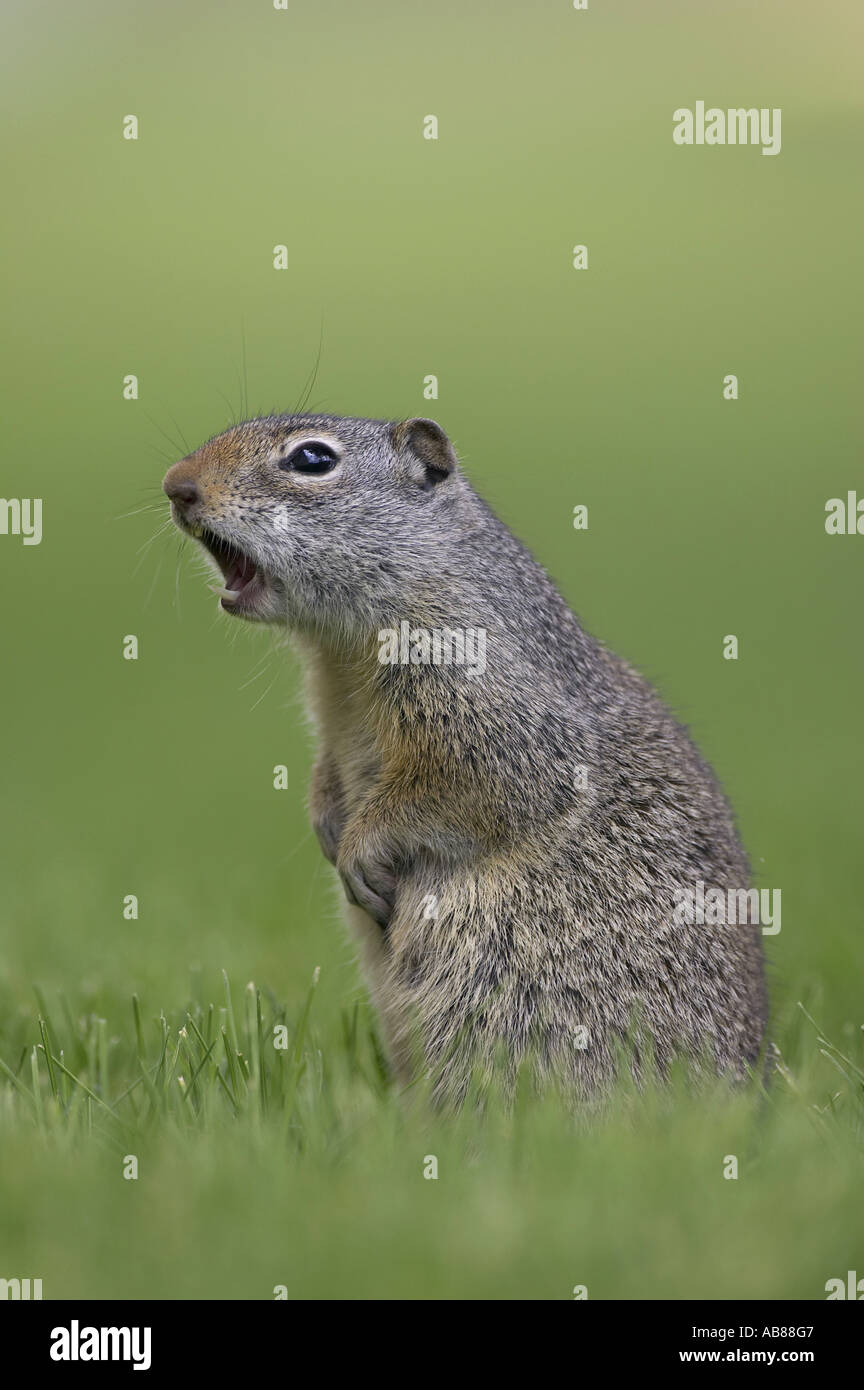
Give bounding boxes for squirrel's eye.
[279,442,339,475]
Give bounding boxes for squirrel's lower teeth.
[210,584,243,601]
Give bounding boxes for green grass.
[1,0,862,1301]
[0,973,861,1300]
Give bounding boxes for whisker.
[248,670,281,712]
[240,313,249,421]
[132,520,175,579]
[216,388,237,430]
[143,539,166,608]
[166,412,192,456]
[173,535,186,616]
[114,502,166,521]
[143,409,187,460]
[294,316,325,415]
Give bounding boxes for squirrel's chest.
[304,651,382,812]
[331,716,380,815]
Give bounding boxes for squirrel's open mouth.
[194,526,266,614]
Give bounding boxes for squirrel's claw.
[339,859,396,929]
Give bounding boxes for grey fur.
[164,413,767,1106]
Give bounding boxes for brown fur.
[164,413,768,1106]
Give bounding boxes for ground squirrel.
[163,413,767,1105]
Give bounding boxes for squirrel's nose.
[164,477,200,511]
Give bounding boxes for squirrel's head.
[162,413,466,635]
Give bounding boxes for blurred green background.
[0,0,861,1300]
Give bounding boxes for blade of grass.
[37,1017,59,1102]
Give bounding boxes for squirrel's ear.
[391,417,458,490]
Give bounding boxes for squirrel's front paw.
[312,805,344,866]
[338,854,397,929]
